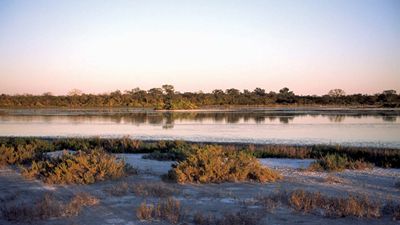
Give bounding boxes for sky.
[0,0,399,95]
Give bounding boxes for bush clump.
[22,149,132,184]
[167,146,282,183]
[0,144,41,167]
[308,154,373,172]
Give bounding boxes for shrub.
[0,144,41,167]
[167,145,281,183]
[136,197,182,224]
[22,149,132,184]
[308,154,373,172]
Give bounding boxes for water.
[0,108,399,148]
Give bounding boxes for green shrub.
[22,149,132,184]
[167,146,281,183]
[308,154,373,172]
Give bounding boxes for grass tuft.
[136,197,182,224]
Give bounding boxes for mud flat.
[0,154,399,225]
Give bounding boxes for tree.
[225,88,240,96]
[328,89,346,98]
[382,90,396,95]
[68,89,83,96]
[162,84,175,95]
[253,88,266,96]
[276,87,295,104]
[162,84,175,110]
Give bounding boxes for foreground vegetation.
[133,188,400,224]
[1,85,399,109]
[1,137,399,169]
[308,154,373,172]
[0,192,99,222]
[22,150,133,184]
[0,137,399,224]
[167,145,282,183]
[256,189,400,220]
[136,197,182,224]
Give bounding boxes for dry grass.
[256,194,281,213]
[22,149,133,184]
[0,192,99,222]
[132,182,180,197]
[167,145,282,183]
[64,192,100,216]
[104,181,180,197]
[105,181,130,196]
[308,154,373,172]
[323,174,346,184]
[257,189,382,219]
[136,197,182,224]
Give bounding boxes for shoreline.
[2,135,400,150]
[1,106,400,116]
[1,105,400,111]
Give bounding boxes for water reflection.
[328,115,345,123]
[0,110,399,130]
[1,109,400,148]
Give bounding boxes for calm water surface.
[1,108,399,148]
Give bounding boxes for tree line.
[0,85,398,109]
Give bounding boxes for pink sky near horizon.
[0,0,399,96]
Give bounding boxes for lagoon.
[1,108,399,148]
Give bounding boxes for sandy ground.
[0,154,399,225]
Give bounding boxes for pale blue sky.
[0,0,399,95]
